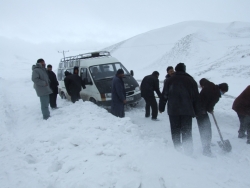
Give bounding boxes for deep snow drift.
[1,21,250,188]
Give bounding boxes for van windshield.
[89,62,129,81]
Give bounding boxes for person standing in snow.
[164,66,175,84]
[196,78,229,156]
[32,59,53,120]
[64,66,86,103]
[111,69,126,118]
[159,63,199,155]
[140,71,161,120]
[47,64,59,109]
[232,85,250,144]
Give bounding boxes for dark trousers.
[143,97,158,119]
[169,115,193,154]
[238,113,247,134]
[196,113,212,150]
[49,93,57,108]
[238,114,250,140]
[71,92,80,103]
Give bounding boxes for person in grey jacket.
[32,59,53,120]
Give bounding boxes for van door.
[80,68,97,101]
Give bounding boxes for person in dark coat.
[111,69,126,118]
[47,64,59,109]
[159,63,199,155]
[164,66,175,84]
[64,67,86,103]
[140,71,161,120]
[232,85,250,144]
[196,78,229,156]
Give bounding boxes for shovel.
[211,112,232,152]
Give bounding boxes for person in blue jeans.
[32,59,53,120]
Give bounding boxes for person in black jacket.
[197,78,228,156]
[47,64,59,109]
[64,67,86,103]
[159,63,199,155]
[111,69,126,118]
[140,71,161,120]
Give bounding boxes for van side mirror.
[130,70,134,76]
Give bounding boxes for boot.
[238,132,247,138]
[203,145,213,157]
[247,140,250,144]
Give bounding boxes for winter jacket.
[47,70,59,94]
[111,75,126,117]
[198,82,221,114]
[232,85,250,116]
[140,74,161,98]
[159,71,199,116]
[64,74,86,96]
[32,63,53,97]
[164,74,171,84]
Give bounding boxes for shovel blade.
[217,139,232,152]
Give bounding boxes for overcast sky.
[1,0,249,51]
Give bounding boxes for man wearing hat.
[140,71,162,120]
[159,63,199,155]
[111,69,126,118]
[196,78,229,156]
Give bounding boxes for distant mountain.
[104,21,250,96]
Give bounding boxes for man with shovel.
[196,78,229,156]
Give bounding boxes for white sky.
[1,0,250,50]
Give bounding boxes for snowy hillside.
[0,21,250,188]
[104,21,250,96]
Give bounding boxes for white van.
[57,51,141,107]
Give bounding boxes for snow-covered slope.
[0,21,250,188]
[104,21,250,96]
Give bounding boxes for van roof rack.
[61,51,110,62]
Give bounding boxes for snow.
[1,21,250,188]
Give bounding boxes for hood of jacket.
[32,63,43,70]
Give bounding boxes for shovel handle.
[211,112,225,143]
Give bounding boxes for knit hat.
[166,66,173,72]
[218,83,228,92]
[175,63,186,72]
[116,69,124,75]
[152,71,159,76]
[64,71,72,76]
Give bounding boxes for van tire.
[89,98,96,104]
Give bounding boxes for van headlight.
[105,93,112,98]
[135,86,140,92]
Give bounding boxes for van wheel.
[61,92,66,99]
[89,98,96,104]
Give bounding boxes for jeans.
[196,113,212,149]
[40,95,50,119]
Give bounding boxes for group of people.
[111,62,249,157]
[32,59,249,156]
[32,59,85,120]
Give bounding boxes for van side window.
[80,68,91,83]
